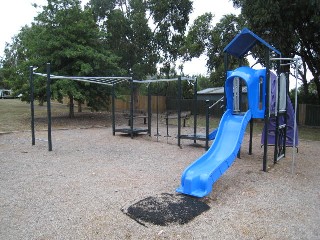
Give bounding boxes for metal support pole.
[193,78,197,144]
[46,63,52,151]
[292,58,299,174]
[223,54,229,112]
[205,100,210,150]
[177,76,182,147]
[112,83,115,135]
[147,83,152,136]
[249,118,253,155]
[154,83,161,140]
[130,79,134,139]
[263,50,270,171]
[29,66,35,146]
[274,72,280,164]
[283,72,289,158]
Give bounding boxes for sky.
[0,0,240,76]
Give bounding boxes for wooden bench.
[123,110,148,126]
[164,111,191,127]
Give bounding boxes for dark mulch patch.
[122,193,210,226]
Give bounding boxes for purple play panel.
[261,72,298,147]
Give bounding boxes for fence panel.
[305,104,320,126]
[166,98,224,117]
[113,95,166,113]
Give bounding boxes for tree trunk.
[300,61,309,97]
[314,75,320,105]
[133,85,139,111]
[69,95,75,118]
[78,101,82,113]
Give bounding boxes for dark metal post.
[223,54,229,112]
[29,66,35,145]
[177,76,182,147]
[263,50,270,171]
[154,82,161,140]
[249,118,253,155]
[147,83,152,136]
[274,70,280,164]
[205,100,210,150]
[112,83,115,135]
[193,78,197,144]
[283,72,289,157]
[130,78,134,139]
[46,63,52,151]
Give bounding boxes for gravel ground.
[0,120,319,239]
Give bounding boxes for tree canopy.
[1,0,319,109]
[233,0,320,103]
[2,0,122,116]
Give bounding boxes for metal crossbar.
[133,76,196,84]
[33,72,131,85]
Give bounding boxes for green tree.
[89,0,192,79]
[1,33,33,102]
[233,0,320,103]
[207,14,247,87]
[2,0,122,117]
[181,13,214,61]
[181,13,247,87]
[148,0,192,70]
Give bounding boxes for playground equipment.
[132,77,196,140]
[29,66,196,150]
[261,71,299,149]
[177,28,299,197]
[30,64,132,150]
[177,77,220,150]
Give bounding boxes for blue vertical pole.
[29,66,35,145]
[46,63,52,151]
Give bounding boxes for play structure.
[176,77,220,150]
[261,72,298,148]
[29,64,132,151]
[29,64,197,149]
[135,77,197,139]
[177,28,299,197]
[28,29,299,199]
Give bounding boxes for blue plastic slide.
[176,109,252,197]
[208,128,218,140]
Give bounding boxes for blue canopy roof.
[223,28,281,58]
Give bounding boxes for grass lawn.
[1,98,320,141]
[0,99,108,132]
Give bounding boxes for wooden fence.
[298,104,320,126]
[113,95,166,113]
[168,99,320,127]
[64,95,320,126]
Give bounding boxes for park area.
[0,99,320,239]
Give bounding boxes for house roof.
[197,87,224,95]
[223,28,281,58]
[198,87,247,95]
